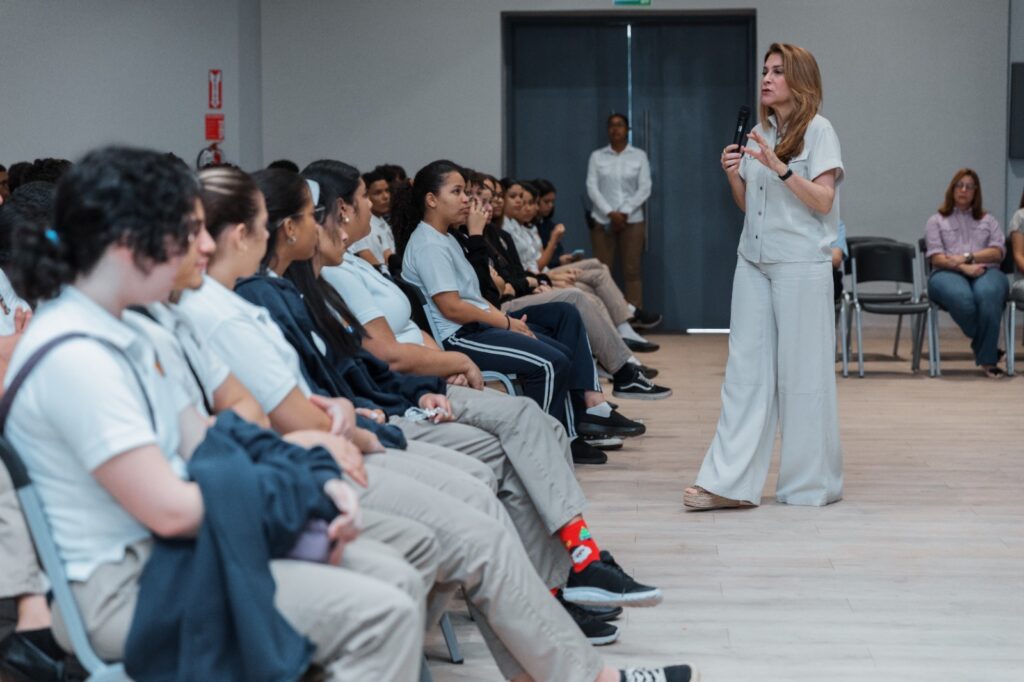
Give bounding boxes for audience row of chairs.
[837,235,1021,378]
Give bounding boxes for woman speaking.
[684,43,844,510]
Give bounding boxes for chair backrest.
[0,437,113,676]
[843,236,898,276]
[391,275,445,344]
[1000,234,1015,275]
[851,240,921,300]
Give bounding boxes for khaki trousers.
[551,257,633,325]
[394,385,588,588]
[361,449,603,682]
[590,222,646,307]
[53,539,424,682]
[0,465,46,600]
[502,287,632,373]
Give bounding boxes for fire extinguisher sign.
[208,69,223,109]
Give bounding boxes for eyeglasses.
[954,182,977,191]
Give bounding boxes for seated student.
[308,159,664,616]
[395,162,651,460]
[0,185,63,682]
[180,166,695,679]
[1010,187,1024,300]
[502,179,662,350]
[533,177,577,266]
[465,173,669,399]
[121,205,435,621]
[923,169,1008,377]
[3,147,423,680]
[347,168,396,270]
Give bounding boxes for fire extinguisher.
[196,143,224,169]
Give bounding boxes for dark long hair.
[390,159,464,256]
[11,146,197,303]
[251,169,310,273]
[278,159,369,356]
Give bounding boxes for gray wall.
[260,0,1011,245]
[0,0,257,167]
[1008,0,1024,224]
[1,0,1015,244]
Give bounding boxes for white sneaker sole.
[589,629,620,646]
[562,586,664,608]
[612,387,673,401]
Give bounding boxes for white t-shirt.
[176,276,311,414]
[0,269,30,336]
[123,303,231,417]
[322,252,424,345]
[737,114,844,264]
[349,215,396,264]
[1010,208,1024,235]
[401,222,491,341]
[3,286,190,581]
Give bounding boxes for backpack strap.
[0,332,156,434]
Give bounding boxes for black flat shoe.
[629,308,663,330]
[571,439,608,464]
[577,409,646,438]
[0,630,65,682]
[623,338,660,353]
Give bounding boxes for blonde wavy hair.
[759,43,822,163]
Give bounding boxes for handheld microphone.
[731,106,751,151]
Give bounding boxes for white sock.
[627,356,642,366]
[586,402,613,418]
[627,304,637,317]
[617,322,648,343]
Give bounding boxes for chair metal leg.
[892,314,903,357]
[420,655,433,682]
[440,613,463,664]
[856,304,865,377]
[910,312,922,372]
[930,305,941,377]
[840,299,849,377]
[1008,304,1016,376]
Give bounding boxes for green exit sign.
[614,0,651,5]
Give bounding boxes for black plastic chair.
[999,236,1021,375]
[844,236,912,358]
[850,241,935,377]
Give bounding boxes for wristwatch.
[778,167,793,181]
[964,252,975,264]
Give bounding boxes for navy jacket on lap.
[124,411,340,682]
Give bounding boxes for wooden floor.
[427,326,1024,682]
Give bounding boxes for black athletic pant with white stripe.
[444,302,599,437]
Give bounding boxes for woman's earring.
[342,216,351,224]
[287,235,297,245]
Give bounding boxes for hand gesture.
[323,479,362,564]
[743,129,788,176]
[959,263,985,278]
[354,407,386,424]
[467,197,492,236]
[720,143,744,176]
[551,224,566,241]
[310,394,356,438]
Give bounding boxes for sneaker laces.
[622,669,668,682]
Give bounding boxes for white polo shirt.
[176,275,311,414]
[586,144,652,225]
[349,215,396,264]
[0,269,30,336]
[3,286,190,581]
[322,252,425,345]
[401,222,491,341]
[123,303,231,416]
[737,114,844,264]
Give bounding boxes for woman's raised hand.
[742,129,788,176]
[467,197,492,236]
[720,143,744,176]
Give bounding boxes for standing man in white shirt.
[586,113,652,309]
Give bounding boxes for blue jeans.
[928,267,1008,365]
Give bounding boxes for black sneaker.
[630,308,663,330]
[0,630,65,682]
[556,590,620,646]
[581,603,623,622]
[612,364,672,400]
[577,409,646,438]
[571,438,608,464]
[562,551,663,607]
[623,337,660,353]
[620,664,697,682]
[637,364,659,379]
[583,435,624,451]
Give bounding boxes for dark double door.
[506,14,755,330]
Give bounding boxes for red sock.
[558,518,601,573]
